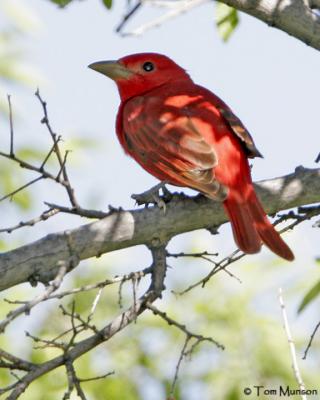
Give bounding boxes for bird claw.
[131,182,172,212]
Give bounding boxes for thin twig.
[78,371,115,383]
[167,250,218,260]
[115,1,142,33]
[7,95,14,157]
[132,275,139,322]
[302,320,320,360]
[175,204,320,295]
[40,141,59,170]
[146,303,224,349]
[40,267,151,302]
[0,176,43,204]
[0,349,35,372]
[56,150,70,181]
[0,263,71,333]
[0,150,68,185]
[169,336,190,397]
[176,249,244,295]
[44,202,108,219]
[168,249,242,284]
[119,0,208,36]
[35,89,80,209]
[0,207,59,233]
[279,288,307,400]
[26,331,66,351]
[88,288,103,322]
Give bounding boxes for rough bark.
[0,166,319,292]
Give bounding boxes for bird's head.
[88,53,191,101]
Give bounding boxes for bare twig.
[279,204,320,233]
[41,267,151,302]
[119,0,208,36]
[0,350,35,372]
[170,336,190,397]
[0,176,43,204]
[35,89,80,209]
[279,288,307,400]
[56,150,71,181]
[168,250,242,284]
[115,0,142,32]
[167,250,218,259]
[0,207,60,233]
[175,203,320,295]
[302,320,320,360]
[26,331,66,351]
[0,262,72,334]
[88,288,103,322]
[146,302,224,397]
[0,92,84,236]
[40,141,59,170]
[0,150,69,185]
[146,303,224,350]
[176,249,244,295]
[44,202,108,219]
[78,371,115,383]
[7,95,14,157]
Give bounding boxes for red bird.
[89,53,294,261]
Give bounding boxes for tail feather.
[223,188,294,261]
[223,197,261,255]
[247,189,294,261]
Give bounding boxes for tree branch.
[0,166,319,292]
[2,244,168,399]
[221,0,320,51]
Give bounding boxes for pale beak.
[88,60,133,80]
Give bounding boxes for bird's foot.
[131,182,172,212]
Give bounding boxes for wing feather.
[122,96,228,199]
[217,106,263,159]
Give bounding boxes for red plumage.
[89,53,294,261]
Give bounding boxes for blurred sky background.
[0,1,320,397]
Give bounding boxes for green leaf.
[215,2,239,42]
[298,280,320,313]
[102,0,112,9]
[50,0,73,8]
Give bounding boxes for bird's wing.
[217,106,263,159]
[122,96,228,199]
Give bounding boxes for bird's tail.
[223,187,294,261]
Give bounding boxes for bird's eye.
[142,61,154,72]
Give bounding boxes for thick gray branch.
[221,0,320,51]
[0,167,319,292]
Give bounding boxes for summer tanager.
[89,53,294,261]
